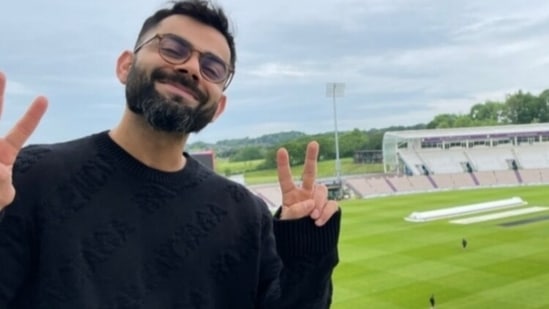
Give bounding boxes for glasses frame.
[134,33,234,90]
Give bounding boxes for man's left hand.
[276,141,339,226]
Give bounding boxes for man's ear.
[211,95,227,122]
[116,51,134,84]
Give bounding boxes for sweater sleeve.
[257,206,341,309]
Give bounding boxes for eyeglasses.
[134,33,234,89]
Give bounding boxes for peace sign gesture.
[0,72,48,209]
[276,141,339,226]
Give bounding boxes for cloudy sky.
[2,0,549,145]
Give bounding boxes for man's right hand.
[0,72,48,209]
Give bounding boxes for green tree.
[310,135,333,160]
[427,114,459,128]
[454,115,475,127]
[505,90,542,124]
[229,146,264,162]
[364,129,384,150]
[260,147,279,169]
[534,89,549,123]
[259,140,309,169]
[338,129,369,157]
[469,101,508,124]
[284,140,308,166]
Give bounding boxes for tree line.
[428,89,549,128]
[188,88,549,168]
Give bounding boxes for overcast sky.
[2,0,549,145]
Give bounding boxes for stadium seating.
[249,126,549,205]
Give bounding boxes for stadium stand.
[250,184,282,210]
[248,123,549,206]
[336,123,549,200]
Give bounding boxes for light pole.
[326,82,345,190]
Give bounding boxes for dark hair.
[135,0,236,69]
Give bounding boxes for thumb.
[280,199,315,220]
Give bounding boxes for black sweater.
[0,131,340,309]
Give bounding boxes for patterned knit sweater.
[0,131,340,309]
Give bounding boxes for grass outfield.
[332,185,549,308]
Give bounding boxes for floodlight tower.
[326,82,345,189]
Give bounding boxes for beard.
[125,63,218,134]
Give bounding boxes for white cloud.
[248,63,316,78]
[2,0,549,144]
[4,80,34,96]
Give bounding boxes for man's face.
[124,15,230,134]
[125,62,217,133]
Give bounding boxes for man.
[0,1,341,308]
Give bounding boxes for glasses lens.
[158,34,229,84]
[200,54,228,83]
[159,35,191,63]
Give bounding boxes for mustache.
[150,68,208,103]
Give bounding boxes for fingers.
[310,184,338,226]
[279,197,339,227]
[276,147,295,195]
[0,72,6,119]
[279,199,315,220]
[279,183,339,226]
[314,200,339,227]
[277,141,319,199]
[0,72,47,209]
[4,96,48,156]
[301,141,319,191]
[310,184,328,220]
[0,164,15,208]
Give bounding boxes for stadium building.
[340,123,549,199]
[250,123,549,206]
[190,150,215,170]
[382,123,549,175]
